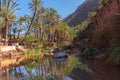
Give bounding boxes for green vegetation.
[0,0,20,45]
[0,1,120,80]
[99,0,109,7]
[108,47,120,64]
[74,0,120,64]
[0,0,75,50]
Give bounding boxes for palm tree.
[0,0,20,45]
[17,16,26,39]
[44,8,60,46]
[20,0,42,44]
[38,7,46,42]
[45,8,60,26]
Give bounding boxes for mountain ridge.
[64,0,99,26]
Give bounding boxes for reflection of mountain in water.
[64,0,99,26]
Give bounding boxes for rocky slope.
[65,0,99,26]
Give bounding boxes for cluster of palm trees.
[0,0,75,48]
[0,0,20,45]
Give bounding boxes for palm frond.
[109,47,120,64]
[7,0,11,9]
[10,2,19,10]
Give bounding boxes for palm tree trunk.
[9,27,12,39]
[56,30,59,47]
[35,27,37,38]
[40,27,44,42]
[14,32,15,39]
[17,30,20,39]
[4,16,9,46]
[37,28,39,38]
[20,7,37,44]
[41,27,43,41]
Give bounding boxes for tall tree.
[20,0,42,44]
[44,8,60,43]
[0,0,20,45]
[45,8,60,26]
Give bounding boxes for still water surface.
[0,54,76,80]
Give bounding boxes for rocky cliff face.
[65,0,99,26]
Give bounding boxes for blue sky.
[15,0,85,19]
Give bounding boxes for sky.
[15,0,85,19]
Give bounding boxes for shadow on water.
[0,52,94,80]
[68,55,94,80]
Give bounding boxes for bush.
[108,47,120,64]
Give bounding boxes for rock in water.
[54,51,68,62]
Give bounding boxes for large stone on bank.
[54,51,68,62]
[54,51,67,58]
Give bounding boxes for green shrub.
[108,47,120,64]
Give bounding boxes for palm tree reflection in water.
[0,55,78,80]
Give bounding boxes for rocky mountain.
[64,0,100,26]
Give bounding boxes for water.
[0,54,76,80]
[64,76,73,80]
